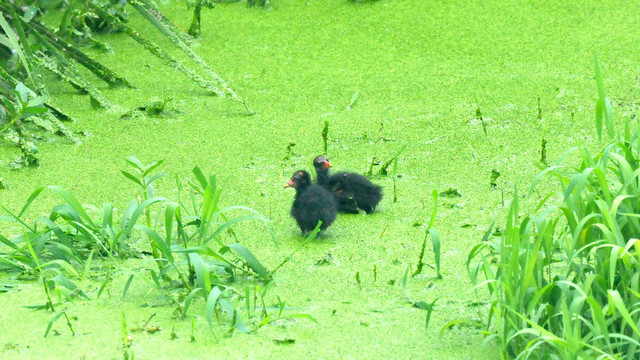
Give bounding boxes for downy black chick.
[313,155,382,214]
[286,170,338,234]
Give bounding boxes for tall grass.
[467,59,640,359]
[0,157,315,335]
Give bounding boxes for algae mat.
[1,0,640,358]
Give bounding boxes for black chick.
[286,170,337,234]
[313,155,382,214]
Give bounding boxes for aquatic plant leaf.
[121,170,143,186]
[122,274,134,299]
[227,243,270,279]
[0,14,31,79]
[205,286,222,329]
[189,252,211,293]
[429,229,442,279]
[44,311,65,337]
[183,288,204,317]
[46,186,96,228]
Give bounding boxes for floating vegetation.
[490,169,500,188]
[187,0,216,38]
[439,187,462,198]
[119,98,182,120]
[0,0,253,166]
[539,136,547,165]
[392,155,399,202]
[365,156,379,177]
[321,120,329,155]
[538,97,548,165]
[247,0,271,8]
[314,249,335,266]
[280,141,297,174]
[473,95,488,136]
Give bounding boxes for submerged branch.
[7,5,49,98]
[3,3,133,89]
[84,1,225,96]
[28,30,110,108]
[131,0,253,114]
[137,0,197,46]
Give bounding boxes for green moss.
[2,0,640,358]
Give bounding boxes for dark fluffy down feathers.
[291,185,337,233]
[328,172,382,214]
[313,156,383,214]
[288,170,337,234]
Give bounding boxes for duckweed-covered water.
[2,0,640,358]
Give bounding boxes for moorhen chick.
[313,155,382,214]
[286,170,338,234]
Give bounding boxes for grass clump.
[0,156,317,336]
[467,60,640,359]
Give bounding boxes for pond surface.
[1,0,639,358]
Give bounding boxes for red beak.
[324,160,332,169]
[285,179,294,188]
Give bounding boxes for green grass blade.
[0,14,31,80]
[121,170,143,187]
[121,196,167,236]
[47,186,96,228]
[122,274,134,299]
[427,190,438,230]
[38,259,79,278]
[18,186,45,218]
[189,253,211,293]
[429,229,442,279]
[142,160,164,177]
[164,202,178,248]
[227,243,270,279]
[102,203,113,229]
[192,166,208,190]
[44,311,65,338]
[135,225,172,261]
[82,249,94,280]
[52,274,89,300]
[604,97,614,139]
[279,313,319,323]
[608,290,640,337]
[183,288,204,317]
[124,155,144,170]
[206,286,223,330]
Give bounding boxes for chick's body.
[287,170,337,234]
[313,156,382,214]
